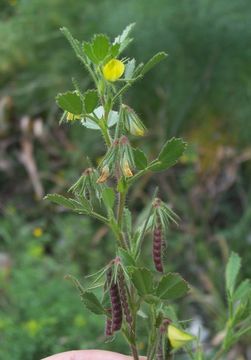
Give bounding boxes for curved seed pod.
[107,268,123,332]
[105,308,113,337]
[153,222,164,272]
[118,270,133,327]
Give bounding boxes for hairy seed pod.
[153,222,164,272]
[107,268,123,332]
[118,270,133,327]
[105,308,113,337]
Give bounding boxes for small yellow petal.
[103,59,125,82]
[66,112,81,121]
[167,325,195,349]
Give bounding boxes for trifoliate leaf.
[133,148,148,170]
[131,267,154,296]
[84,89,99,113]
[150,137,187,172]
[81,291,106,315]
[56,91,82,114]
[83,41,98,63]
[156,273,189,300]
[92,34,110,61]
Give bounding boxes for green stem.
[101,125,112,147]
[117,191,126,228]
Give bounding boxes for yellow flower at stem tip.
[102,59,125,82]
[167,324,195,349]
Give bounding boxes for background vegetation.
[0,0,250,359]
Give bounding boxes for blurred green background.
[0,0,251,359]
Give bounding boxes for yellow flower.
[33,227,43,238]
[167,325,195,349]
[102,59,125,82]
[66,112,81,121]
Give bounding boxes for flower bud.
[97,165,110,183]
[121,159,133,177]
[122,105,146,137]
[167,325,195,349]
[102,59,125,82]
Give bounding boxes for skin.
[42,350,147,360]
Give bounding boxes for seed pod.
[118,270,133,327]
[153,221,164,273]
[105,308,113,337]
[107,268,123,332]
[157,336,164,360]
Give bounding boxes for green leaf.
[141,52,168,76]
[44,194,91,213]
[92,34,110,61]
[133,148,148,170]
[117,247,135,267]
[56,91,82,114]
[150,137,187,172]
[65,275,105,315]
[156,273,189,300]
[81,291,106,315]
[131,267,154,296]
[77,196,92,213]
[144,294,160,305]
[124,58,136,79]
[84,89,99,113]
[233,279,251,302]
[44,194,81,210]
[102,187,115,209]
[114,23,135,53]
[83,42,98,63]
[110,43,120,57]
[226,252,241,296]
[60,27,83,61]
